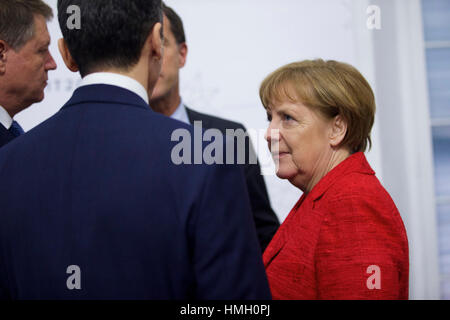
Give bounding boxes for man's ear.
[149,22,163,62]
[178,43,188,68]
[0,40,8,74]
[57,38,79,72]
[329,115,348,148]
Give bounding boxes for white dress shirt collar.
[0,105,13,129]
[170,99,190,125]
[79,72,149,104]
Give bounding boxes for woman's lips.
[272,152,289,159]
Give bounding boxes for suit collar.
[263,230,286,268]
[308,152,375,201]
[185,106,211,127]
[185,106,195,124]
[0,122,15,147]
[0,105,13,129]
[62,84,151,112]
[80,72,149,104]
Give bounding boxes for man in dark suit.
[0,0,57,148]
[150,4,280,252]
[0,0,270,300]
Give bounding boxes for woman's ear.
[329,115,347,148]
[58,38,79,72]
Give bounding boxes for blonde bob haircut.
[259,59,376,153]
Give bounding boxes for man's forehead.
[31,15,51,46]
[31,29,50,48]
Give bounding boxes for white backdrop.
[16,0,382,224]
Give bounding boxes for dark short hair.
[162,3,185,45]
[0,0,53,50]
[57,0,163,77]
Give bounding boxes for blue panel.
[422,0,450,300]
[437,203,450,254]
[441,277,450,300]
[437,204,450,299]
[422,0,450,41]
[425,47,450,119]
[432,126,450,197]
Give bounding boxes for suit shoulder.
[186,108,246,132]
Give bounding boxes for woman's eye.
[283,114,293,121]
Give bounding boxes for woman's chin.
[276,170,308,191]
[275,169,297,181]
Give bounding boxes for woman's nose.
[265,121,280,143]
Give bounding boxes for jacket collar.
[308,152,375,201]
[61,84,151,112]
[0,122,15,147]
[79,72,149,104]
[0,105,13,129]
[185,106,196,124]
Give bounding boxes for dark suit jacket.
[0,84,271,300]
[0,124,15,148]
[186,107,280,252]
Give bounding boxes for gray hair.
[0,0,53,50]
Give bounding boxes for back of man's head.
[0,0,53,50]
[57,0,162,77]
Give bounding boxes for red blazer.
[263,152,409,299]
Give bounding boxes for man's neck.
[97,63,150,96]
[0,91,22,118]
[150,89,181,117]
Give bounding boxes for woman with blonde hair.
[261,59,409,299]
